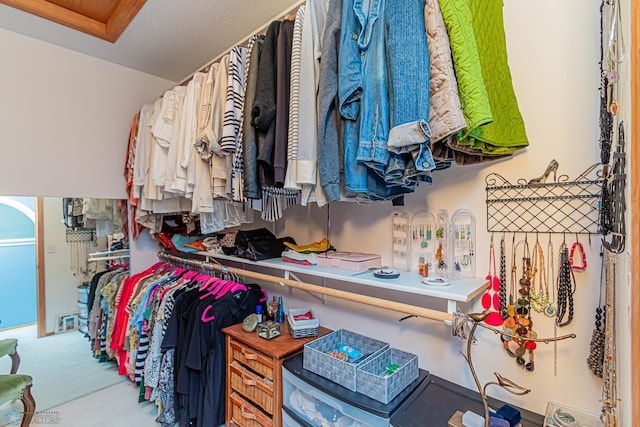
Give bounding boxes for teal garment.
[170,234,211,253]
[462,0,528,154]
[0,374,32,405]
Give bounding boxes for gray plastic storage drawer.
[282,408,303,427]
[282,367,390,427]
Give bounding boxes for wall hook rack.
[485,162,605,234]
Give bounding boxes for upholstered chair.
[0,339,20,374]
[0,374,35,427]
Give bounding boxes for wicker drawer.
[230,339,274,380]
[230,361,274,414]
[230,392,273,427]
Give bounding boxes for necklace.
[587,247,606,378]
[556,242,575,327]
[499,235,508,319]
[507,234,517,316]
[545,237,557,317]
[530,240,548,313]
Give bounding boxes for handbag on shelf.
[241,236,297,261]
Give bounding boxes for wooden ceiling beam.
[105,0,146,43]
[0,0,146,42]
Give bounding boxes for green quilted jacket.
[439,0,528,155]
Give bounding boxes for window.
[0,197,35,242]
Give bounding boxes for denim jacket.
[338,0,367,193]
[340,0,434,199]
[339,0,394,197]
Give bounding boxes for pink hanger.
[214,282,247,300]
[170,267,186,277]
[201,282,248,322]
[199,276,220,291]
[150,262,165,271]
[199,279,228,300]
[182,270,199,281]
[201,305,216,322]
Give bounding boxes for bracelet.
[569,242,587,271]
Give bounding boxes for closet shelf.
[196,252,488,304]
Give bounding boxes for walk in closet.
[0,0,636,426]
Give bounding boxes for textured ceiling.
[0,0,300,82]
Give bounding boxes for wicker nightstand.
[223,322,331,427]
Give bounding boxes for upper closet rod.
[89,249,130,257]
[176,0,305,86]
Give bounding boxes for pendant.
[544,304,557,317]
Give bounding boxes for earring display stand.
[392,210,411,272]
[411,210,437,274]
[450,209,476,279]
[485,163,604,234]
[434,210,450,278]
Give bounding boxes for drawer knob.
[242,373,257,386]
[241,348,258,360]
[240,406,257,420]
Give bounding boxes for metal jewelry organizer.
[485,162,605,235]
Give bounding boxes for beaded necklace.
[499,235,508,319]
[587,247,606,377]
[556,242,576,327]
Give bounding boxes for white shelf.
[197,252,487,303]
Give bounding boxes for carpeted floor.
[0,324,126,419]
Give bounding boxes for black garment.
[243,36,265,199]
[184,284,265,427]
[252,20,281,187]
[86,270,110,322]
[161,286,200,426]
[274,19,295,186]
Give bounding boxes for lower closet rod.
[158,252,453,324]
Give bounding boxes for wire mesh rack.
[485,164,604,234]
[65,229,96,244]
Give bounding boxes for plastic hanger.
[214,282,247,300]
[199,276,220,291]
[201,305,216,322]
[201,281,249,322]
[199,279,229,300]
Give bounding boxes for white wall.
[0,27,174,199]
